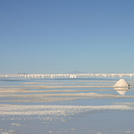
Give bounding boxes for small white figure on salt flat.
[113,79,130,95]
[113,79,130,87]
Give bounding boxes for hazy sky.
[0,0,134,74]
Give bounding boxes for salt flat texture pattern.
[0,104,134,116]
[1,77,134,134]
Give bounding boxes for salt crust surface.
[0,104,134,116]
[0,92,134,98]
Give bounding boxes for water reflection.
[114,87,130,95]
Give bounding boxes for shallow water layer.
[0,77,134,134]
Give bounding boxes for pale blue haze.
[0,0,134,74]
